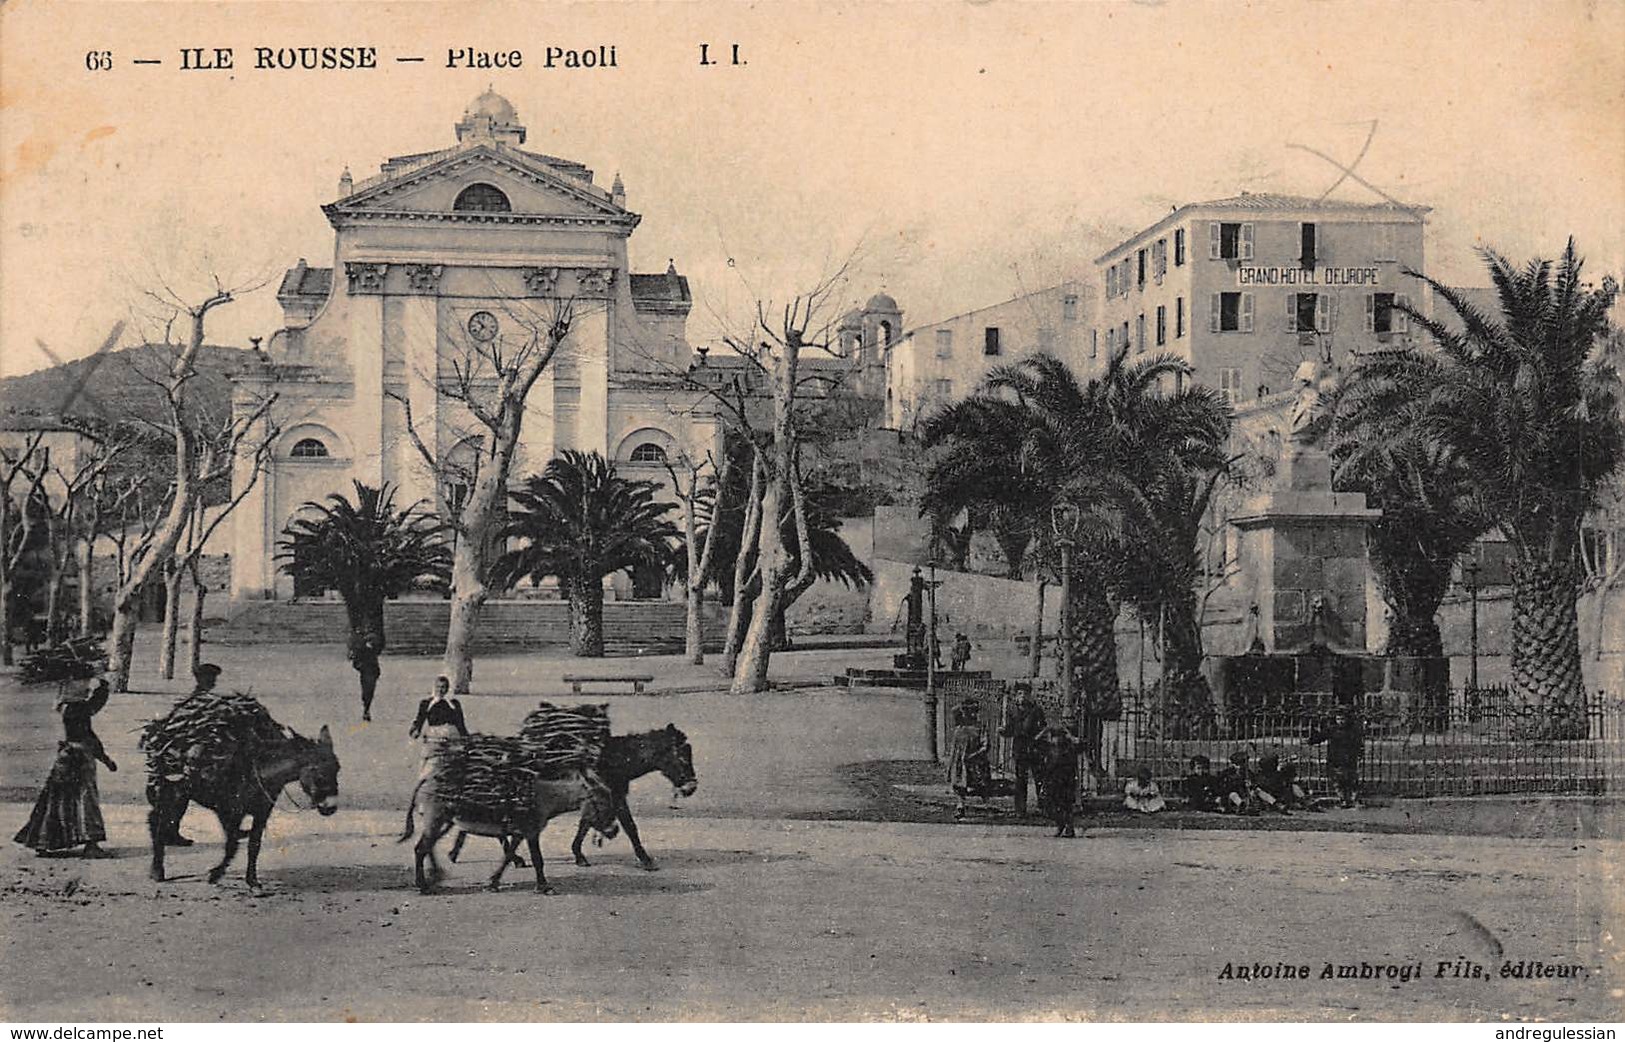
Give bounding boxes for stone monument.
[1229,361,1380,654]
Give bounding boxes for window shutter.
[1209,222,1222,260]
[1396,293,1411,332]
[1210,293,1222,333]
[1240,292,1255,332]
[1363,294,1375,333]
[1316,293,1331,333]
[1240,223,1255,260]
[1285,294,1298,333]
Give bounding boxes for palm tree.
[1325,394,1489,658]
[922,349,1233,726]
[275,481,451,652]
[1368,242,1621,735]
[495,450,679,658]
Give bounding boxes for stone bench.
[561,674,656,696]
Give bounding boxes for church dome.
[865,292,899,312]
[465,89,518,124]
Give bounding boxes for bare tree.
[391,294,576,693]
[20,431,133,645]
[725,271,857,694]
[105,278,279,692]
[664,448,731,664]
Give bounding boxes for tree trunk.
[569,579,605,658]
[1510,555,1587,738]
[157,561,182,680]
[720,454,763,676]
[733,463,788,694]
[0,573,12,666]
[43,566,66,645]
[686,583,705,665]
[76,538,94,637]
[108,599,138,692]
[1067,577,1118,700]
[185,563,206,677]
[1160,588,1215,736]
[1029,579,1045,678]
[442,441,514,693]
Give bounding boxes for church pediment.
[325,146,636,228]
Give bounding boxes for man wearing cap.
[1000,683,1046,817]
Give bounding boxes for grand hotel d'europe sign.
[1236,266,1382,287]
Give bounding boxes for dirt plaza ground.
[1,640,1621,1022]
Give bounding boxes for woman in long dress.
[945,702,990,820]
[14,679,117,858]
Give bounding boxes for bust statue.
[1288,359,1321,437]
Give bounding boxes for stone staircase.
[208,598,725,656]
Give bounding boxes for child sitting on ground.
[1180,754,1223,811]
[1123,765,1166,814]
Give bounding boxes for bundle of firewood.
[420,703,610,826]
[18,637,105,686]
[518,702,610,770]
[140,691,286,788]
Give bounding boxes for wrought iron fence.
[940,677,1623,798]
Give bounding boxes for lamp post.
[925,558,940,763]
[1463,558,1482,692]
[1052,502,1084,729]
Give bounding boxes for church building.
[229,91,716,601]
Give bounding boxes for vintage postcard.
[1,0,1622,1027]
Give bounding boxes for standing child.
[946,703,990,820]
[1123,765,1166,813]
[1038,723,1080,837]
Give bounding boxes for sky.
[2,0,1622,377]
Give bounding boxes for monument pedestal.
[1229,444,1380,654]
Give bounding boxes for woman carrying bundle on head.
[14,678,118,858]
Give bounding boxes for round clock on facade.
[467,310,499,342]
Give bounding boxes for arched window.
[453,183,512,213]
[290,438,329,458]
[629,442,668,464]
[878,320,893,347]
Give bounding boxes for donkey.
[449,724,698,872]
[147,725,340,889]
[400,768,620,895]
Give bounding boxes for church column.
[400,287,441,508]
[229,379,275,601]
[346,264,388,487]
[572,295,611,457]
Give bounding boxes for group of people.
[12,661,229,859]
[945,683,1368,829]
[947,683,1082,837]
[14,653,477,860]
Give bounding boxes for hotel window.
[1121,258,1133,295]
[1366,292,1411,334]
[1210,291,1255,333]
[1299,223,1318,269]
[1104,327,1115,354]
[1137,248,1148,289]
[932,379,953,400]
[1176,297,1185,338]
[1136,313,1147,353]
[934,329,953,358]
[1174,228,1186,266]
[1219,367,1243,403]
[1105,267,1117,299]
[1208,221,1254,261]
[984,327,1002,356]
[1287,292,1330,333]
[1120,320,1129,349]
[1153,239,1168,283]
[1063,294,1079,321]
[1091,329,1099,358]
[1155,305,1167,346]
